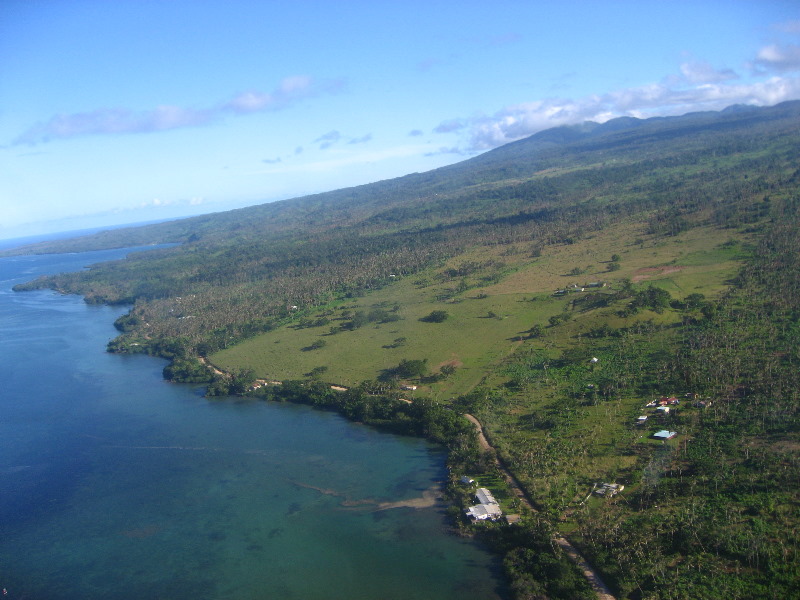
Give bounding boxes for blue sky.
[2,1,799,239]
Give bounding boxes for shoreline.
[204,355,615,599]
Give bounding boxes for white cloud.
[15,106,214,144]
[347,134,372,145]
[253,144,430,175]
[315,130,342,149]
[424,146,464,157]
[752,43,800,73]
[315,131,373,149]
[137,197,176,209]
[224,75,325,113]
[431,43,800,153]
[130,196,208,210]
[678,60,738,84]
[15,76,344,145]
[433,118,467,134]
[456,72,800,151]
[225,91,275,113]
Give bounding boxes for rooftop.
[465,503,503,521]
[475,488,498,506]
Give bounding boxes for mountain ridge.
[4,100,799,258]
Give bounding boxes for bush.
[630,285,672,313]
[163,358,213,383]
[380,358,429,381]
[421,310,449,323]
[307,366,328,379]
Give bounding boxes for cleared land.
[211,219,749,397]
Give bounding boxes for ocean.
[0,249,505,599]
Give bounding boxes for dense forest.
[9,101,800,599]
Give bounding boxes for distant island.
[10,101,800,599]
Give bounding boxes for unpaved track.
[464,413,616,600]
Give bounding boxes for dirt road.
[464,413,616,600]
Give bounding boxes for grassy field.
[211,269,567,395]
[212,217,749,401]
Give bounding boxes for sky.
[1,1,799,239]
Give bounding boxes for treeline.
[249,380,472,445]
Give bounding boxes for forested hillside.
[11,101,800,599]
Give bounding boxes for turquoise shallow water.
[0,249,505,600]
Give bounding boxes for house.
[693,399,712,408]
[594,483,625,497]
[460,476,475,485]
[465,488,503,521]
[656,406,670,414]
[636,415,648,424]
[653,430,677,440]
[475,488,498,506]
[465,503,503,521]
[401,384,417,391]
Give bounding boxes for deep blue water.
[0,250,505,599]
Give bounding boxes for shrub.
[421,310,449,323]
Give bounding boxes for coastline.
[204,357,612,599]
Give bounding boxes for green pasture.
[211,273,567,394]
[212,219,752,403]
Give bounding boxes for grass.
[212,219,751,400]
[213,282,566,394]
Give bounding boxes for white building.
[465,488,503,521]
[475,488,498,505]
[465,503,503,521]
